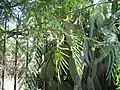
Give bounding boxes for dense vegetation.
[0,0,120,90]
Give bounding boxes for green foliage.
[0,0,120,90]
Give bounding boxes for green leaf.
[69,56,81,88]
[89,16,94,37]
[55,48,60,61]
[87,76,95,90]
[106,52,111,76]
[91,65,97,79]
[60,51,70,58]
[93,76,101,90]
[96,13,103,28]
[84,39,89,63]
[40,54,55,79]
[94,45,112,65]
[106,50,115,79]
[46,55,56,78]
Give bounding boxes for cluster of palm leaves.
[0,0,120,90]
